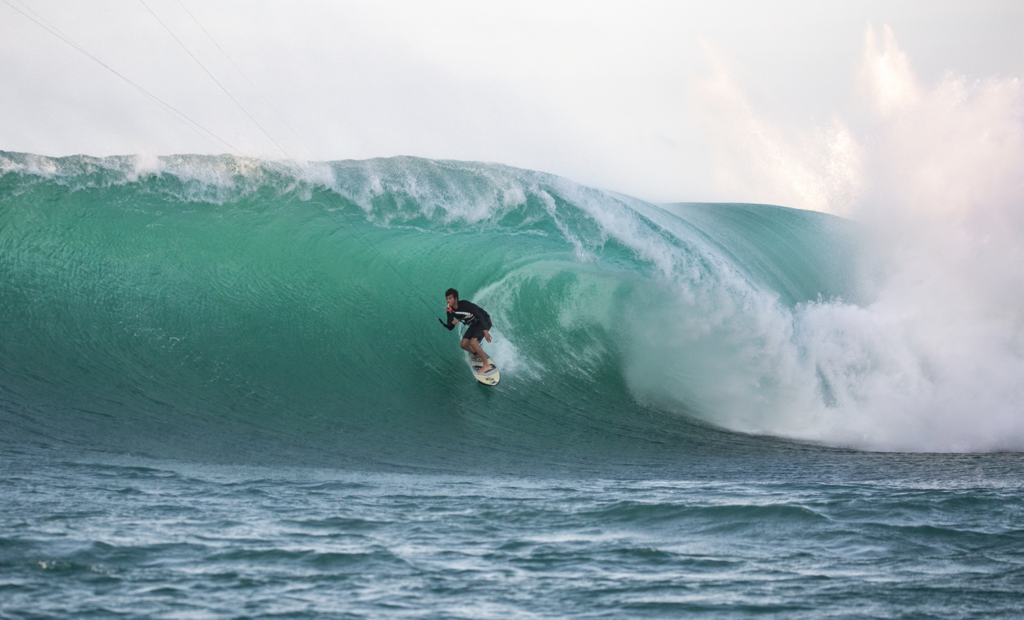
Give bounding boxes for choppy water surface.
[3,445,1022,619]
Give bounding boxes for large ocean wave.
[1,151,1020,465]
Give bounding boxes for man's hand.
[484,330,492,343]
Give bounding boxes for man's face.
[446,295,456,308]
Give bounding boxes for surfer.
[440,288,494,374]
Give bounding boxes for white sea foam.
[684,25,1024,451]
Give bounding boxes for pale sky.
[2,0,1023,202]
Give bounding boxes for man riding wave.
[440,288,494,374]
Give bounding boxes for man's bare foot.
[477,364,493,374]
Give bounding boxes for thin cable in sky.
[176,0,319,161]
[2,0,239,154]
[137,0,292,159]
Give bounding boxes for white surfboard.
[470,357,500,386]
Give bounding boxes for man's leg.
[468,338,491,373]
[461,338,481,364]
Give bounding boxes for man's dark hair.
[445,288,459,300]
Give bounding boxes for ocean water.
[3,444,1024,619]
[2,152,1023,617]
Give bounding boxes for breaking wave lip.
[0,150,1021,463]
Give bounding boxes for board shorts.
[462,322,488,342]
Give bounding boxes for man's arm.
[480,309,493,342]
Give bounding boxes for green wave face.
[0,152,861,468]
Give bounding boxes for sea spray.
[697,25,1024,451]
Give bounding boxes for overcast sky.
[2,0,1023,202]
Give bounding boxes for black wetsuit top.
[444,300,492,339]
